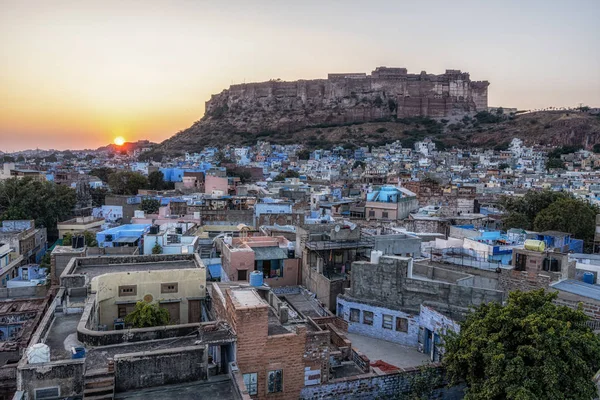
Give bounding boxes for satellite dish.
[335,225,341,232]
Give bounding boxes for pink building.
[204,175,228,195]
[221,236,300,287]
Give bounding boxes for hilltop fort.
[202,67,489,133]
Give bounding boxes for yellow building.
[91,268,206,327]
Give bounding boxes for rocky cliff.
[157,67,599,153]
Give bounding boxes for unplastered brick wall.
[221,287,307,400]
[299,366,463,400]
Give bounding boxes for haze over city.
[1,0,599,151]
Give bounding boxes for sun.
[113,136,126,146]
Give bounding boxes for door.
[237,269,247,281]
[263,260,271,278]
[188,300,201,323]
[160,302,181,324]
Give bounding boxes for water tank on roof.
[583,272,595,285]
[370,250,383,264]
[524,240,545,252]
[26,343,50,364]
[250,270,264,287]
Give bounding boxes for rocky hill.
[155,67,599,153]
[157,109,600,154]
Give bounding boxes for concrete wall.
[350,256,503,315]
[373,235,421,257]
[0,285,47,299]
[114,345,207,392]
[91,268,206,326]
[17,359,85,399]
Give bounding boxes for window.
[161,283,178,293]
[267,369,283,393]
[350,308,360,322]
[368,210,375,217]
[382,211,389,219]
[118,285,137,296]
[515,253,527,271]
[396,317,408,332]
[243,372,258,395]
[363,311,374,325]
[382,314,393,329]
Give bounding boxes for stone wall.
[203,67,489,134]
[114,345,206,392]
[299,366,463,400]
[17,359,85,399]
[350,256,503,315]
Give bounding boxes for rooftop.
[552,279,600,301]
[113,377,238,400]
[72,260,197,281]
[347,332,430,369]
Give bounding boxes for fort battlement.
[203,67,489,133]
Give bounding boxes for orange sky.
[1,0,598,151]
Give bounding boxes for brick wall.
[217,287,306,400]
[299,366,463,400]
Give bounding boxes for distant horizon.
[1,0,598,151]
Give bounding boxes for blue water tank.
[249,271,264,287]
[582,272,595,284]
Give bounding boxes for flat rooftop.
[229,289,265,309]
[45,313,82,360]
[552,279,600,301]
[278,290,326,319]
[114,376,238,400]
[347,332,430,369]
[73,260,197,280]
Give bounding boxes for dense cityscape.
[2,1,600,399]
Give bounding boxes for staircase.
[83,368,115,400]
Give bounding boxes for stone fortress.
[202,67,489,133]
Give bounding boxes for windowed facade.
[255,259,284,278]
[368,210,375,217]
[161,283,178,293]
[382,211,389,219]
[382,314,393,329]
[363,311,374,325]
[267,369,283,393]
[350,308,360,322]
[396,317,408,332]
[118,285,137,296]
[243,372,258,395]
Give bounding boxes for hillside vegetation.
[157,110,600,154]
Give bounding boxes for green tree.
[533,198,598,249]
[296,149,311,160]
[62,230,98,247]
[593,143,600,153]
[443,289,600,400]
[500,190,569,230]
[107,171,148,195]
[352,160,366,170]
[89,167,115,183]
[546,158,565,170]
[152,241,163,254]
[502,212,531,230]
[498,163,510,170]
[90,187,109,207]
[125,301,170,328]
[140,198,161,214]
[147,171,166,191]
[0,177,76,240]
[398,365,443,399]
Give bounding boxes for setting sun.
[113,136,126,146]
